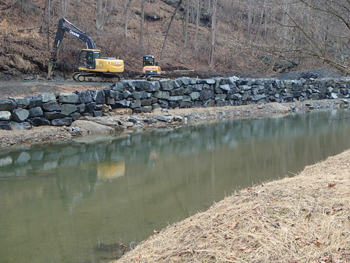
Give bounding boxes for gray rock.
[29,107,44,117]
[92,90,105,104]
[51,117,73,126]
[0,111,12,121]
[154,91,170,100]
[76,90,93,103]
[42,101,61,112]
[0,121,11,130]
[61,104,78,115]
[59,93,79,103]
[190,92,200,100]
[145,81,160,92]
[12,108,29,122]
[159,80,174,91]
[0,99,16,111]
[44,111,68,120]
[30,117,50,126]
[13,97,30,108]
[10,121,32,130]
[157,115,173,122]
[38,93,56,103]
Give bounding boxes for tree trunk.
[139,0,145,55]
[61,0,68,17]
[106,0,116,25]
[209,0,217,68]
[124,0,133,38]
[253,0,265,43]
[96,0,104,31]
[194,0,200,51]
[40,0,50,37]
[180,0,190,63]
[161,0,183,60]
[247,0,252,40]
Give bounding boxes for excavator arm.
[48,18,97,78]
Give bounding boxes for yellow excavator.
[48,18,124,82]
[137,55,166,80]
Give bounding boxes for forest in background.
[0,0,350,79]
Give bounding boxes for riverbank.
[115,148,350,262]
[0,98,347,148]
[1,98,349,262]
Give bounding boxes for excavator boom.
[48,18,124,82]
[48,18,98,79]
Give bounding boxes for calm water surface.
[1,109,350,262]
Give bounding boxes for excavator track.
[72,72,121,83]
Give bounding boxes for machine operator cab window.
[78,50,96,69]
[143,56,154,66]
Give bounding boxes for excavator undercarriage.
[72,72,121,82]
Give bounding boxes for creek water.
[1,109,350,262]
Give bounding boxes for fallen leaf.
[238,247,246,251]
[295,236,302,240]
[314,240,322,246]
[228,221,238,229]
[328,183,336,187]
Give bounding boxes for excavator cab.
[78,49,100,69]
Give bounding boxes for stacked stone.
[0,76,350,129]
[103,77,350,113]
[0,90,106,129]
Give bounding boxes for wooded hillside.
[0,0,349,79]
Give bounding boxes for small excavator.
[48,18,124,82]
[136,55,166,80]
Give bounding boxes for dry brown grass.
[116,149,350,263]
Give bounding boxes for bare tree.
[139,0,145,54]
[247,0,253,39]
[273,0,350,73]
[61,0,69,17]
[40,0,51,37]
[194,0,200,51]
[161,0,183,60]
[105,0,117,25]
[209,0,217,68]
[96,0,104,30]
[124,0,133,37]
[180,0,190,63]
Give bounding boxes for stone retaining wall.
[0,76,349,130]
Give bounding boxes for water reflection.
[0,109,350,262]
